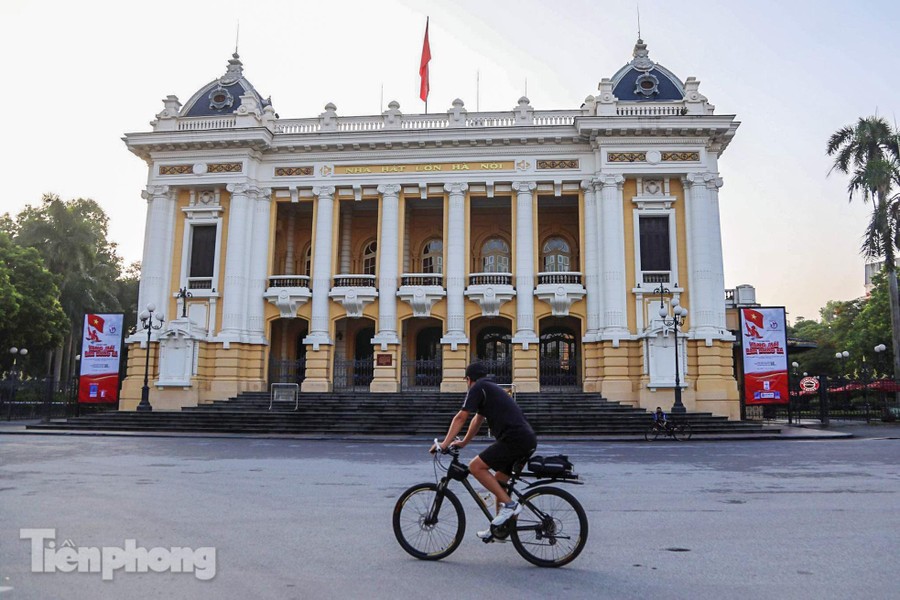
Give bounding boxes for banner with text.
[78,313,124,403]
[740,307,788,405]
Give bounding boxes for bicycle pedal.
[480,534,495,544]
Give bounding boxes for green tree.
[0,232,68,376]
[827,116,900,386]
[12,195,124,380]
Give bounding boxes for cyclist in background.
[652,406,669,431]
[431,362,537,540]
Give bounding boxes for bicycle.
[392,440,588,568]
[644,420,693,441]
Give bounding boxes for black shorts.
[479,432,537,476]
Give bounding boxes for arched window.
[481,237,510,273]
[303,245,312,277]
[542,237,570,272]
[422,239,443,274]
[362,240,377,275]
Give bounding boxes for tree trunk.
[887,266,900,405]
[52,344,63,383]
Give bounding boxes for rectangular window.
[639,216,670,272]
[189,225,217,278]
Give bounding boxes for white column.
[304,186,336,349]
[441,182,468,349]
[246,187,273,342]
[685,172,726,339]
[599,174,628,341]
[373,184,401,349]
[136,185,176,339]
[219,183,252,341]
[581,179,602,341]
[512,181,539,348]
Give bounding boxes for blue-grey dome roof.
[181,53,272,117]
[610,39,684,102]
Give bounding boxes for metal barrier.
[400,354,442,391]
[269,383,300,411]
[333,357,374,391]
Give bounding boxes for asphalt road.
[1,434,898,599]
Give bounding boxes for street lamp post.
[655,285,689,415]
[874,343,888,417]
[137,304,165,412]
[835,350,850,412]
[790,361,800,425]
[8,347,27,420]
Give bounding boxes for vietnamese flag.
[88,314,105,333]
[743,309,764,331]
[419,18,431,103]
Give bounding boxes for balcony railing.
[333,274,376,288]
[469,272,513,286]
[187,277,214,290]
[400,273,443,287]
[537,272,582,285]
[268,275,310,288]
[641,271,671,285]
[615,104,686,117]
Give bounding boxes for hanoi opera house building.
[121,39,742,419]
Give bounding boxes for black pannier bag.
[527,454,574,476]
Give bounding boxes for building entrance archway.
[472,318,512,384]
[539,317,581,390]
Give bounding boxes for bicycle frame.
[428,449,582,529]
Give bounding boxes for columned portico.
[439,182,469,393]
[136,185,176,340]
[371,184,401,392]
[302,186,336,393]
[511,181,539,392]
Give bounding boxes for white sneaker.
[476,529,508,543]
[491,501,522,527]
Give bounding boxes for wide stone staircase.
[26,391,774,437]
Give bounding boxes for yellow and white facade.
[121,40,742,419]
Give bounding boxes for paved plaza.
[1,430,898,599]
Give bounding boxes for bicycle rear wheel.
[674,423,693,441]
[393,483,465,560]
[644,426,660,441]
[511,486,588,567]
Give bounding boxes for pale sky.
[1,0,898,323]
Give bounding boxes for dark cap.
[465,362,489,381]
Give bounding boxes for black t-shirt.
[461,378,534,441]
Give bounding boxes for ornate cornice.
[377,183,402,197]
[142,185,172,200]
[512,181,537,193]
[443,182,469,195]
[313,185,336,198]
[598,174,625,188]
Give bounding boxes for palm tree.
[827,116,900,392]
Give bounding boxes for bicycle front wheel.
[511,486,588,567]
[644,426,660,441]
[393,483,465,560]
[674,423,693,441]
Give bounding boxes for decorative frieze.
[207,162,243,173]
[275,166,314,177]
[662,152,700,162]
[159,165,193,175]
[536,159,579,170]
[608,152,646,163]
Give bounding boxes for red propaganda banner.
[419,17,431,102]
[740,307,789,405]
[78,313,124,403]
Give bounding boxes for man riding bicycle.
[431,362,537,540]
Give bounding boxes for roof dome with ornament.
[610,39,684,102]
[180,52,273,117]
